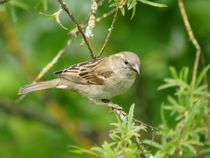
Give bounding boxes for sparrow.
[18,51,140,101]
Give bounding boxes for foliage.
[109,0,167,18]
[70,66,210,158]
[69,104,147,158]
[144,66,210,157]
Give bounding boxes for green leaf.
[158,78,177,90]
[160,103,169,128]
[175,114,184,121]
[131,6,136,19]
[167,96,179,107]
[127,0,138,19]
[182,143,197,155]
[182,67,189,82]
[128,104,135,125]
[169,66,178,79]
[128,0,137,10]
[69,145,100,157]
[196,64,210,86]
[187,140,203,146]
[109,3,117,8]
[138,0,167,8]
[120,7,125,16]
[91,146,105,154]
[162,105,174,111]
[101,141,115,157]
[143,140,162,149]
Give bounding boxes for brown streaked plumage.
[19,51,140,99]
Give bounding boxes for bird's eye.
[124,60,128,65]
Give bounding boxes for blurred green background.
[0,0,210,157]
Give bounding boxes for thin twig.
[34,38,73,82]
[16,38,74,102]
[98,8,119,57]
[90,99,159,131]
[57,0,96,59]
[135,136,146,154]
[178,0,202,87]
[178,0,209,108]
[114,108,159,131]
[96,8,117,22]
[70,9,117,37]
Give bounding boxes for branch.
[0,101,95,147]
[34,38,73,82]
[57,0,96,59]
[178,0,203,87]
[0,102,58,127]
[70,9,117,37]
[90,99,159,132]
[98,8,119,57]
[113,106,159,131]
[178,0,209,108]
[96,8,117,22]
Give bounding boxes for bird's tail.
[18,79,60,95]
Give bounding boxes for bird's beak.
[132,64,140,74]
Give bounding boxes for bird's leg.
[89,98,122,111]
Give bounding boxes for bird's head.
[111,51,140,75]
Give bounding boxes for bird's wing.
[54,58,113,85]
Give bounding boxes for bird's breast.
[69,72,136,99]
[102,72,136,98]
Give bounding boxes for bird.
[18,51,140,101]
